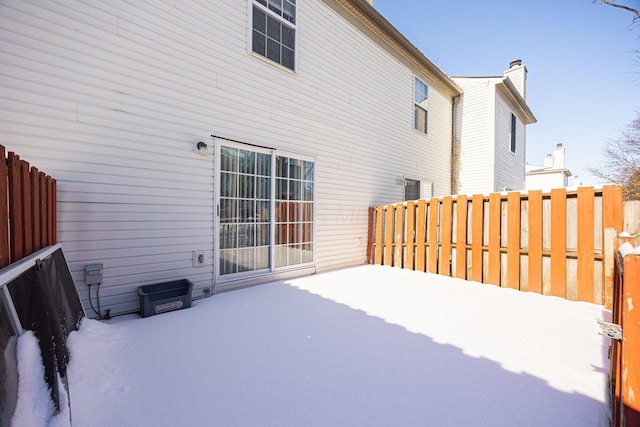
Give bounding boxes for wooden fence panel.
[621,255,640,426]
[0,145,57,266]
[366,185,623,305]
[610,237,640,427]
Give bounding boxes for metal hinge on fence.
[597,318,623,340]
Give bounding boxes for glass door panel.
[219,146,271,276]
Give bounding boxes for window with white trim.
[251,0,296,71]
[414,77,428,133]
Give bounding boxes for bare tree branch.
[589,112,640,199]
[599,0,640,21]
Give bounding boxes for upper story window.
[251,0,296,71]
[510,113,516,153]
[414,77,429,134]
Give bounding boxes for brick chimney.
[504,59,527,100]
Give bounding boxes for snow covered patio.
[65,265,610,426]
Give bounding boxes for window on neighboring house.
[510,113,516,153]
[251,0,296,71]
[414,77,428,134]
[404,178,420,201]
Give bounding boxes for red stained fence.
[0,144,57,268]
[367,185,623,305]
[609,236,640,427]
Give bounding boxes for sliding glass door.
[216,140,314,280]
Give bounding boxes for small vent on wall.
[192,251,207,267]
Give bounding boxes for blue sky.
[374,0,640,185]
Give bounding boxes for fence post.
[622,254,640,425]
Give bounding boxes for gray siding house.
[0,0,462,315]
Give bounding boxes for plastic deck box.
[138,279,193,318]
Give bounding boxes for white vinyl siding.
[451,78,492,194]
[494,94,526,191]
[0,0,454,314]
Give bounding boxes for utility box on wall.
[138,279,193,318]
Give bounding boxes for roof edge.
[496,78,537,124]
[338,0,462,97]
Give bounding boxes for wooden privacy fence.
[0,144,57,268]
[367,185,623,305]
[609,236,640,427]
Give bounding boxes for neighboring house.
[525,143,580,190]
[452,60,537,194]
[0,0,462,315]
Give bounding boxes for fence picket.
[416,200,426,272]
[374,206,383,265]
[439,196,452,276]
[455,195,467,279]
[487,193,501,285]
[471,195,483,283]
[384,205,393,266]
[507,192,521,290]
[603,185,624,308]
[393,203,403,268]
[8,153,24,262]
[405,201,415,270]
[527,190,543,294]
[577,187,595,302]
[428,198,439,273]
[550,188,567,298]
[0,146,9,268]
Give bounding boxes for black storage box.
[138,279,193,318]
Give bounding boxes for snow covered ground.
[16,265,611,426]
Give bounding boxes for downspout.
[451,94,461,195]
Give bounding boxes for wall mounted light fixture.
[195,141,208,156]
